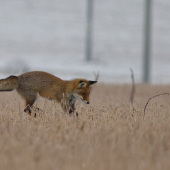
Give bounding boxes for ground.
[0,83,170,170]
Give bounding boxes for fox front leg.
[69,107,78,117]
[68,103,78,117]
[69,103,75,114]
[68,95,78,117]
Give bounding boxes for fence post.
[85,0,94,61]
[143,0,152,83]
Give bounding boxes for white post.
[143,0,152,83]
[85,0,94,61]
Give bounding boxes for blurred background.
[0,0,170,83]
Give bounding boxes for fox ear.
[89,81,97,87]
[78,81,87,88]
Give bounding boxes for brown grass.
[0,83,170,170]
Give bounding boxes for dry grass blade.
[144,92,170,116]
[130,68,135,105]
[93,71,99,81]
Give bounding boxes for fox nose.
[87,102,90,104]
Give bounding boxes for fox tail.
[0,76,19,91]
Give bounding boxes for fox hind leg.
[17,89,37,116]
[24,97,36,116]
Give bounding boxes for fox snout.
[82,100,90,104]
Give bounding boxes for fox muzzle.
[82,100,90,104]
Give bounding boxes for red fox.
[0,71,97,115]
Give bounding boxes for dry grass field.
[0,83,170,170]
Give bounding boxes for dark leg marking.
[76,112,78,117]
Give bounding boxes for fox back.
[17,71,66,102]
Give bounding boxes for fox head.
[73,79,97,104]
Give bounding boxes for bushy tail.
[0,75,19,91]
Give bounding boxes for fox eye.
[82,92,85,95]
